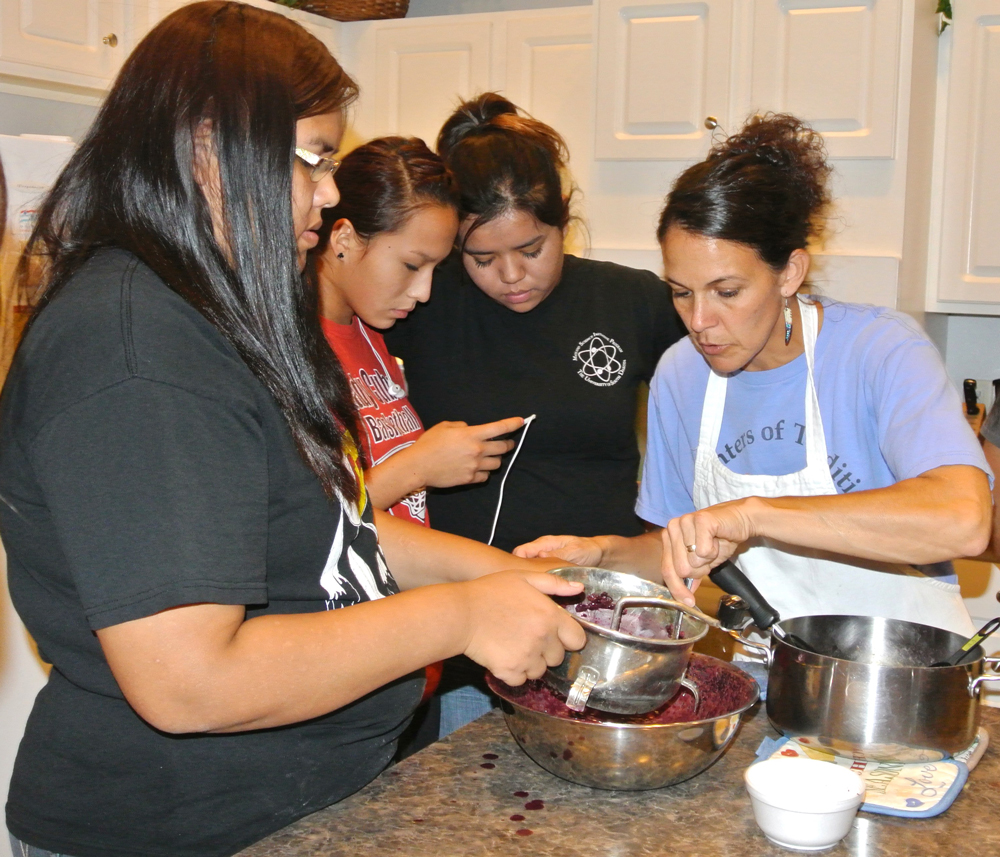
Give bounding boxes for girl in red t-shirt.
[316,137,523,528]
[316,138,526,730]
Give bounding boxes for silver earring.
[783,297,793,345]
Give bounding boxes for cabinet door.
[504,11,594,168]
[594,0,734,160]
[935,0,1000,305]
[366,21,494,146]
[125,0,190,49]
[0,0,125,87]
[750,0,901,158]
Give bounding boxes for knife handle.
[708,561,780,630]
[964,379,979,416]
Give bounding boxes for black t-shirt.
[0,250,422,857]
[386,253,683,551]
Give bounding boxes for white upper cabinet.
[0,0,339,94]
[594,0,903,159]
[0,0,126,88]
[504,11,594,164]
[594,0,734,160]
[750,0,902,158]
[365,20,494,146]
[933,0,1000,306]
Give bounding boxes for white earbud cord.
[358,320,406,400]
[487,414,537,547]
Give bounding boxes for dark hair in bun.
[437,92,571,244]
[657,113,831,270]
[321,136,457,242]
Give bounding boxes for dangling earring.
[783,297,793,346]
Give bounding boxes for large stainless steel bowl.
[546,566,710,714]
[488,654,759,790]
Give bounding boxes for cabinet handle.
[704,116,719,130]
[103,33,118,47]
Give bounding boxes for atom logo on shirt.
[573,332,627,387]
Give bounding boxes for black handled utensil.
[708,560,832,657]
[964,378,979,416]
[930,616,1000,667]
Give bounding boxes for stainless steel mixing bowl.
[488,654,759,790]
[546,566,712,714]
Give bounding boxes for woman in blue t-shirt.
[517,114,991,635]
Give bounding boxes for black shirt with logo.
[0,250,422,857]
[385,253,684,551]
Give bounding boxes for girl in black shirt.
[0,7,583,857]
[387,94,684,736]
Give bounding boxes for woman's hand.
[659,500,756,605]
[459,570,586,686]
[513,535,605,566]
[412,417,524,488]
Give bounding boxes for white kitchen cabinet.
[503,11,594,184]
[594,0,735,160]
[0,0,126,89]
[0,0,340,95]
[750,0,902,158]
[594,0,903,160]
[124,0,190,49]
[346,18,494,147]
[932,0,1000,307]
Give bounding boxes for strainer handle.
[611,596,721,632]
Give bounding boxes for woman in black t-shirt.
[0,7,584,857]
[386,94,684,736]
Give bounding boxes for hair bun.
[437,92,518,158]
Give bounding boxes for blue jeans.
[438,683,495,738]
[8,834,75,857]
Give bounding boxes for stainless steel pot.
[757,615,1000,761]
[487,654,759,790]
[545,567,713,714]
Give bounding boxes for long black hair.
[437,93,571,246]
[14,1,364,503]
[657,113,831,269]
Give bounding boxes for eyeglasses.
[294,147,341,182]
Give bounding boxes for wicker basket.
[298,0,409,21]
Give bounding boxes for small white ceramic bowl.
[744,758,866,852]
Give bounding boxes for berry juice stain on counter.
[482,753,499,760]
[524,799,545,811]
[509,814,525,822]
[480,763,495,769]
[513,791,529,798]
[515,829,533,836]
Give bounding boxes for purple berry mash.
[568,590,684,640]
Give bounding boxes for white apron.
[692,297,974,637]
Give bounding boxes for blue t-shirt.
[637,297,991,528]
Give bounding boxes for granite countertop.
[239,705,1000,857]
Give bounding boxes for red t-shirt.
[321,316,429,527]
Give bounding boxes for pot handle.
[725,625,774,667]
[969,657,1000,698]
[708,562,780,630]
